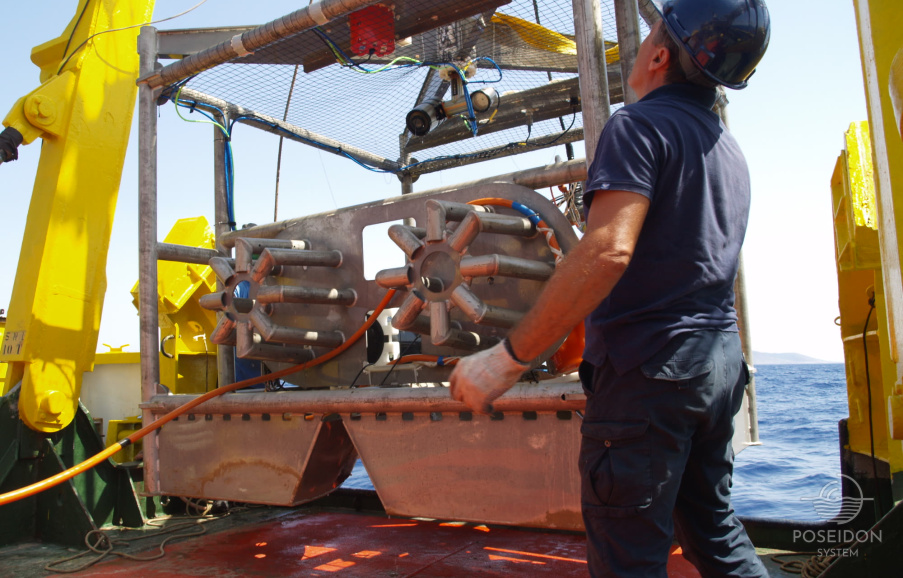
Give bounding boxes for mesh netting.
[170,0,646,174]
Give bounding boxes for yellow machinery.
[848,0,903,503]
[0,0,156,432]
[131,217,219,395]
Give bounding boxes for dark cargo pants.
[578,330,767,577]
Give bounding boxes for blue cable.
[510,201,542,226]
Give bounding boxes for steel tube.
[392,291,427,330]
[374,265,412,289]
[208,256,236,283]
[388,224,425,258]
[210,316,237,345]
[451,285,524,328]
[236,237,311,270]
[425,200,447,243]
[268,325,345,349]
[263,248,343,268]
[145,0,383,88]
[447,211,481,253]
[436,328,485,351]
[430,301,452,346]
[413,159,588,196]
[156,242,222,265]
[256,285,356,306]
[249,306,344,348]
[637,0,662,26]
[236,324,316,363]
[471,212,536,236]
[137,27,161,494]
[448,211,535,254]
[212,110,236,390]
[572,0,611,162]
[614,0,642,105]
[430,200,491,222]
[411,128,584,176]
[199,292,226,311]
[459,254,554,281]
[145,382,587,415]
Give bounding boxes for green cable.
[173,84,229,136]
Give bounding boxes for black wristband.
[503,338,526,365]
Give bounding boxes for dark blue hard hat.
[652,0,771,89]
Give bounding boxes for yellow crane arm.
[0,0,156,432]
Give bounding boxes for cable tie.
[308,1,329,26]
[230,34,254,58]
[437,356,445,366]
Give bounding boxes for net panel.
[169,0,646,173]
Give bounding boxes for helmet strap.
[678,49,718,88]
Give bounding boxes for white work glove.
[449,340,530,413]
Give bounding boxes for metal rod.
[447,211,535,253]
[375,265,412,289]
[429,200,492,222]
[145,382,587,415]
[256,285,357,306]
[735,252,759,443]
[450,285,524,328]
[235,237,310,271]
[392,291,427,330]
[429,302,452,346]
[573,0,611,162]
[209,256,236,283]
[261,248,343,268]
[637,0,662,26]
[137,26,160,494]
[156,242,222,265]
[412,127,585,175]
[210,316,237,345]
[614,0,642,105]
[250,308,344,348]
[144,0,383,88]
[212,110,236,389]
[414,159,588,196]
[235,324,316,363]
[460,254,554,281]
[179,88,400,172]
[388,224,425,258]
[199,292,226,311]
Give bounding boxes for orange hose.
[0,289,397,507]
[391,354,459,366]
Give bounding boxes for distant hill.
[752,351,834,365]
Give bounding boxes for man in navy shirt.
[450,1,771,575]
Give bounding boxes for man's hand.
[449,340,530,413]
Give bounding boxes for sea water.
[344,363,851,522]
[732,362,848,521]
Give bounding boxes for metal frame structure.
[135,0,758,524]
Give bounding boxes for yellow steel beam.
[0,0,156,432]
[852,0,903,492]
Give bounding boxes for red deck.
[70,511,701,577]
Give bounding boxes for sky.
[0,0,869,363]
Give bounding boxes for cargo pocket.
[579,419,652,518]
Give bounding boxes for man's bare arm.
[507,190,650,362]
[448,189,650,412]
